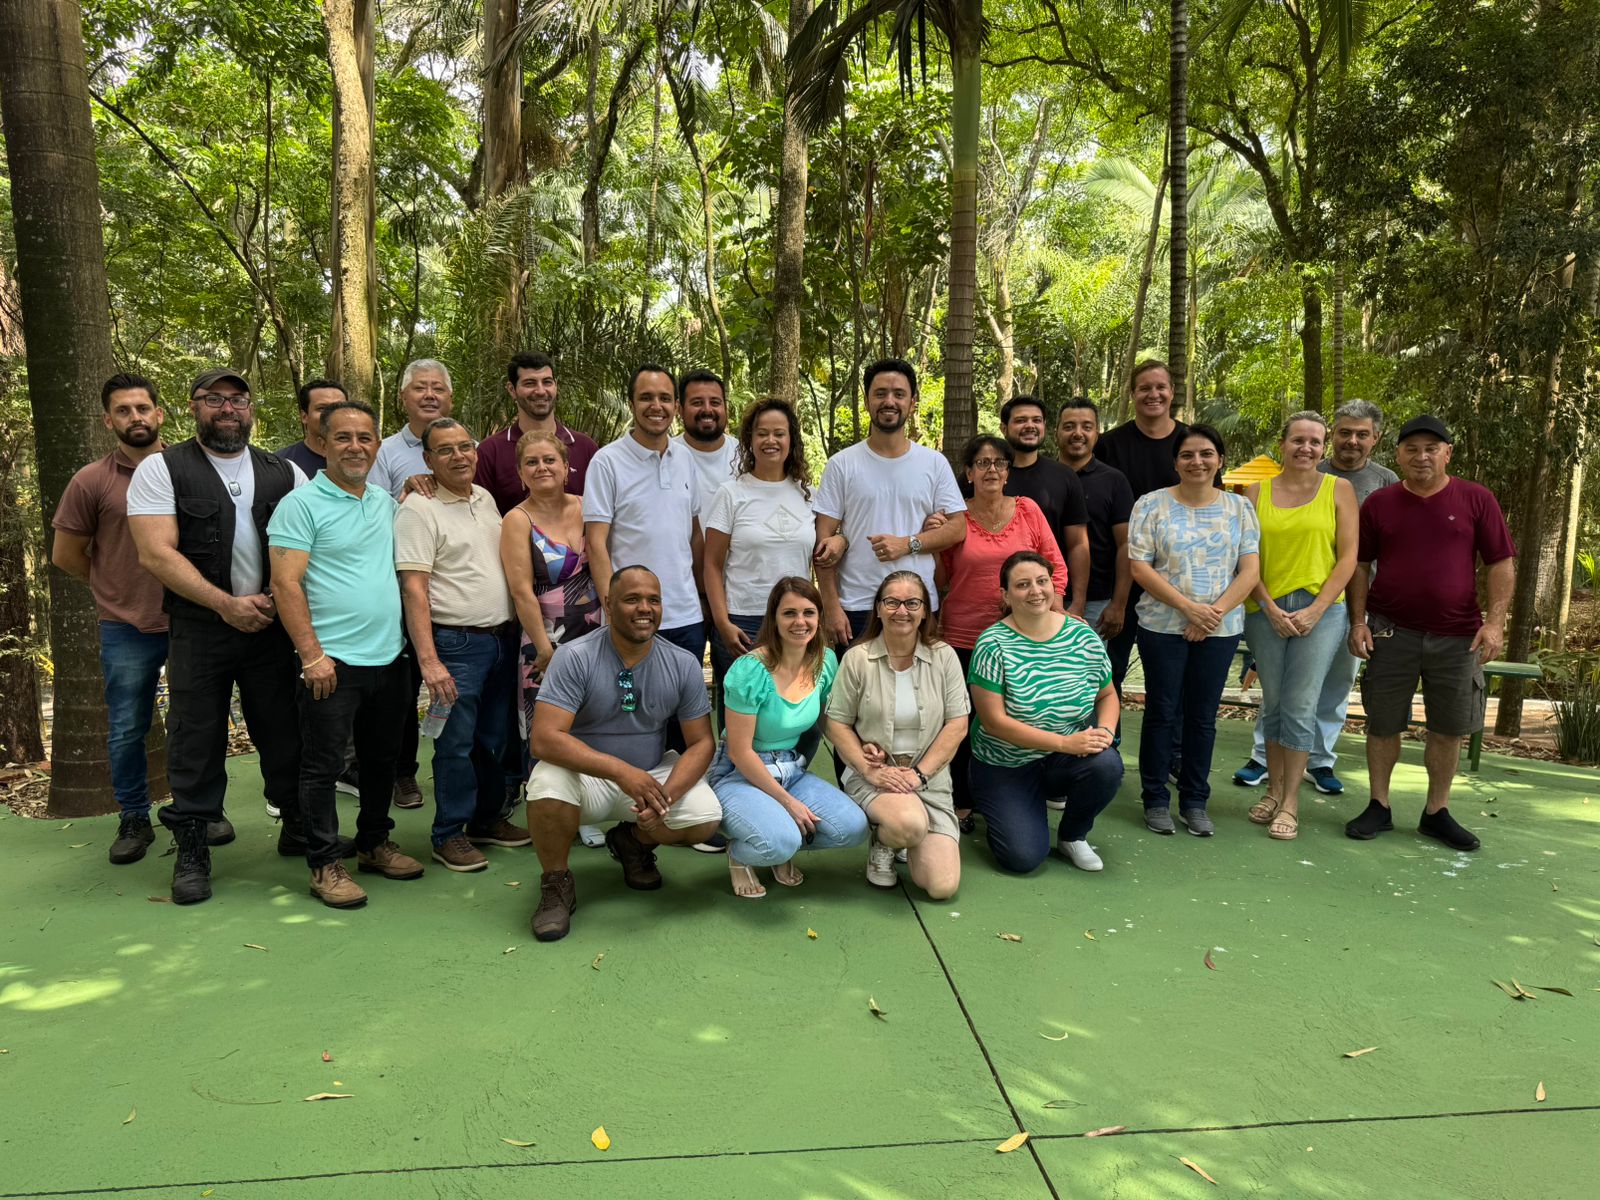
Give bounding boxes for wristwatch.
[909,534,924,554]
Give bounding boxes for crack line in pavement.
[5,1106,1597,1197]
[900,885,1063,1200]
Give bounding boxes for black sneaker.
[109,813,155,865]
[531,869,577,941]
[206,818,236,847]
[1418,807,1480,852]
[335,765,360,797]
[1344,799,1394,840]
[170,820,213,905]
[605,821,663,890]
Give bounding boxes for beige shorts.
[840,767,960,842]
[526,751,722,830]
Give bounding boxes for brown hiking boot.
[531,870,576,941]
[392,775,425,809]
[604,821,662,891]
[310,862,368,908]
[357,840,426,880]
[431,835,488,873]
[466,818,532,848]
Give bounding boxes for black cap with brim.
[1396,414,1452,443]
[190,368,249,396]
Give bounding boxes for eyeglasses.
[971,458,1009,472]
[617,667,637,713]
[196,393,253,410]
[880,598,925,612]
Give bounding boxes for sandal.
[728,862,767,899]
[1268,811,1299,841]
[771,860,805,887]
[1248,795,1281,825]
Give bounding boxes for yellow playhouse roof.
[1222,454,1281,492]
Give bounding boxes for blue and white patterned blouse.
[1128,488,1261,637]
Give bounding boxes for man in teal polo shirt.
[269,400,427,908]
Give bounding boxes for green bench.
[1470,659,1545,772]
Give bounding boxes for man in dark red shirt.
[474,352,599,513]
[1345,415,1515,851]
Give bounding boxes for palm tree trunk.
[483,0,523,198]
[768,0,813,408]
[1167,0,1190,402]
[1331,249,1346,413]
[0,0,117,814]
[325,0,378,408]
[1122,141,1169,423]
[1300,269,1325,410]
[942,3,983,460]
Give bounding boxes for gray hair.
[1280,409,1328,440]
[1332,399,1385,435]
[420,416,470,453]
[400,358,453,392]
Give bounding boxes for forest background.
[1,0,1598,813]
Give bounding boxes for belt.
[433,621,515,637]
[889,753,918,767]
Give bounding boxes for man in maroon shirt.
[1345,415,1515,851]
[474,352,599,513]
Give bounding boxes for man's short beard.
[871,408,906,433]
[1004,432,1039,453]
[198,419,251,454]
[116,425,159,448]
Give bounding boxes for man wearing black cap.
[1344,415,1515,852]
[128,369,311,902]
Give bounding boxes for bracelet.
[911,765,929,786]
[298,654,327,676]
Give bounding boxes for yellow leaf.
[998,932,1023,942]
[1343,1046,1379,1058]
[303,1093,354,1102]
[1040,1031,1070,1041]
[68,843,90,849]
[503,947,517,955]
[1535,1081,1546,1102]
[1084,930,1096,940]
[806,928,818,939]
[333,1081,343,1087]
[995,1132,1030,1153]
[243,943,267,952]
[202,1191,213,1197]
[505,881,521,888]
[122,1108,136,1125]
[591,953,606,970]
[868,996,888,1019]
[501,1137,537,1147]
[591,1125,611,1151]
[1178,1156,1218,1185]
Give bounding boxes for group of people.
[51,351,1517,939]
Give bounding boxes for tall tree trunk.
[942,3,983,461]
[325,0,378,408]
[1167,2,1189,402]
[0,0,116,814]
[691,148,732,385]
[636,67,664,339]
[1184,262,1198,417]
[483,0,523,199]
[0,432,45,765]
[990,262,1015,407]
[1553,459,1584,644]
[768,0,813,408]
[1331,249,1346,412]
[1300,271,1324,411]
[1122,145,1169,423]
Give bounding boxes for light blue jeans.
[708,745,868,867]
[1243,590,1349,754]
[1250,645,1359,770]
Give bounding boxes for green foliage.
[1552,681,1600,764]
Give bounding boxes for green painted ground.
[2,716,1597,1199]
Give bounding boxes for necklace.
[218,452,248,497]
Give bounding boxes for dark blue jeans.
[658,620,706,754]
[298,657,405,866]
[1136,629,1240,812]
[970,749,1123,873]
[709,612,765,733]
[97,621,169,817]
[430,626,518,845]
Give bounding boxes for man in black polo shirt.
[1057,398,1134,640]
[996,395,1089,614]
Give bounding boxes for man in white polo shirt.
[814,357,968,647]
[395,417,531,873]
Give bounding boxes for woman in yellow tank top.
[1242,412,1358,840]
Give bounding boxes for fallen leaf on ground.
[1491,979,1521,998]
[1343,1046,1379,1058]
[1534,985,1574,997]
[147,896,172,904]
[243,943,267,952]
[1510,979,1537,999]
[868,996,888,1019]
[122,1108,136,1125]
[1535,1081,1546,1102]
[503,947,517,955]
[591,953,605,970]
[1042,1099,1084,1109]
[332,1081,343,1087]
[321,1051,332,1063]
[303,1093,354,1102]
[505,881,521,888]
[995,1132,1029,1153]
[1084,930,1096,940]
[68,843,90,849]
[591,1126,611,1151]
[202,1191,213,1197]
[806,928,818,939]
[1084,1125,1126,1138]
[1040,1031,1070,1041]
[1178,1156,1218,1185]
[501,1137,537,1147]
[59,823,73,829]
[1203,950,1216,971]
[1552,882,1559,892]
[998,932,1023,942]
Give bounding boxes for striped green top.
[968,617,1112,767]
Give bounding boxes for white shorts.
[526,751,721,830]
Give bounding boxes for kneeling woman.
[708,577,868,898]
[967,552,1124,873]
[825,571,969,900]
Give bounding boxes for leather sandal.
[1268,811,1299,840]
[1248,795,1281,825]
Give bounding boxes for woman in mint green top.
[1242,411,1358,841]
[707,577,868,898]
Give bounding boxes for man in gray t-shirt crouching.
[526,565,722,941]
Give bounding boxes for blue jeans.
[1244,592,1349,754]
[709,612,766,731]
[430,626,517,845]
[98,621,169,817]
[708,745,868,866]
[658,621,706,754]
[969,748,1123,873]
[1136,629,1240,811]
[1252,641,1360,771]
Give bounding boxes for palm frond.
[786,0,900,134]
[1082,156,1159,214]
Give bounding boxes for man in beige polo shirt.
[395,418,531,871]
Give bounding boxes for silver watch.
[909,534,924,554]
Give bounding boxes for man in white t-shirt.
[672,369,741,517]
[127,368,310,904]
[814,358,967,647]
[370,359,454,500]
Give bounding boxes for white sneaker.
[1045,798,1066,812]
[895,847,908,863]
[866,835,898,888]
[578,824,606,849]
[1059,839,1103,871]
[265,800,281,820]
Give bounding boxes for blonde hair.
[515,429,568,465]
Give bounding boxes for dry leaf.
[202,1191,213,1197]
[1491,979,1521,998]
[1084,1125,1126,1138]
[591,1126,611,1151]
[1535,1081,1546,1102]
[505,881,521,888]
[1040,1031,1070,1041]
[995,1132,1030,1153]
[1510,979,1537,1000]
[333,1081,343,1087]
[1534,985,1574,997]
[1042,1099,1084,1109]
[122,1108,136,1125]
[1203,950,1217,971]
[302,1093,354,1102]
[501,1137,537,1147]
[1343,1046,1379,1058]
[806,928,818,939]
[1178,1156,1218,1185]
[147,896,172,904]
[1084,930,1096,940]
[68,843,90,849]
[998,932,1023,943]
[868,996,888,1020]
[321,1051,332,1063]
[591,953,606,970]
[243,943,267,952]
[1552,882,1559,892]
[503,947,517,955]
